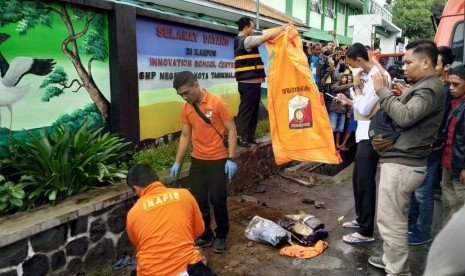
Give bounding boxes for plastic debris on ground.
[279,213,329,246]
[112,253,136,270]
[244,215,291,246]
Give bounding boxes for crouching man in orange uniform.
[126,164,213,276]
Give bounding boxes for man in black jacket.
[439,64,465,224]
[234,16,289,147]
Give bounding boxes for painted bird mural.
[0,33,55,131]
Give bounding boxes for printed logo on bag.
[205,109,212,118]
[288,95,313,129]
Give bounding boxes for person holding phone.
[369,40,445,275]
[338,43,386,245]
[408,46,455,246]
[328,74,353,150]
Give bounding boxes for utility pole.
[256,0,260,29]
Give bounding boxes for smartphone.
[325,93,337,100]
[393,78,407,85]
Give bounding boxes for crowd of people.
[304,38,389,153]
[310,39,465,275]
[123,16,465,276]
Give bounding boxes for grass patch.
[318,177,335,185]
[89,265,113,276]
[131,141,192,171]
[255,119,270,139]
[341,171,353,182]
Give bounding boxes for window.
[325,0,335,18]
[311,0,322,13]
[339,3,345,14]
[325,8,335,18]
[348,8,359,15]
[451,21,464,66]
[326,0,335,10]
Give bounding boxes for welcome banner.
[136,17,238,140]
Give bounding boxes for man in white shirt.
[337,43,390,244]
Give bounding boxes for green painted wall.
[286,0,293,15]
[363,0,368,14]
[344,4,349,36]
[0,5,109,130]
[321,0,326,29]
[0,1,110,155]
[292,0,308,23]
[324,18,334,31]
[309,11,322,29]
[337,3,346,35]
[260,0,286,13]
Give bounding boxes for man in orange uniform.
[126,164,212,276]
[170,71,238,253]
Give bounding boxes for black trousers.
[236,82,261,140]
[352,140,379,237]
[189,157,229,239]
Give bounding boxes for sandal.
[343,233,375,244]
[342,220,360,229]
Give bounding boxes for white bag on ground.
[244,215,291,246]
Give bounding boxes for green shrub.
[1,121,130,210]
[132,141,191,171]
[0,175,25,214]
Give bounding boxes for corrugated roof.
[206,0,307,27]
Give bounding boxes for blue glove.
[170,162,180,179]
[225,160,237,181]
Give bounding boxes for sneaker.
[212,238,226,253]
[195,237,213,247]
[408,235,432,246]
[237,137,250,148]
[368,256,385,270]
[247,138,260,145]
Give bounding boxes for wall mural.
[137,17,240,140]
[0,0,110,156]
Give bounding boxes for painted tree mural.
[0,0,110,122]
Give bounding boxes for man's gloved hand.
[170,162,181,179]
[225,160,237,181]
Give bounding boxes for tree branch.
[40,6,61,15]
[88,58,95,79]
[62,17,92,56]
[58,8,75,60]
[72,17,92,41]
[73,85,83,93]
[66,79,82,91]
[58,3,78,56]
